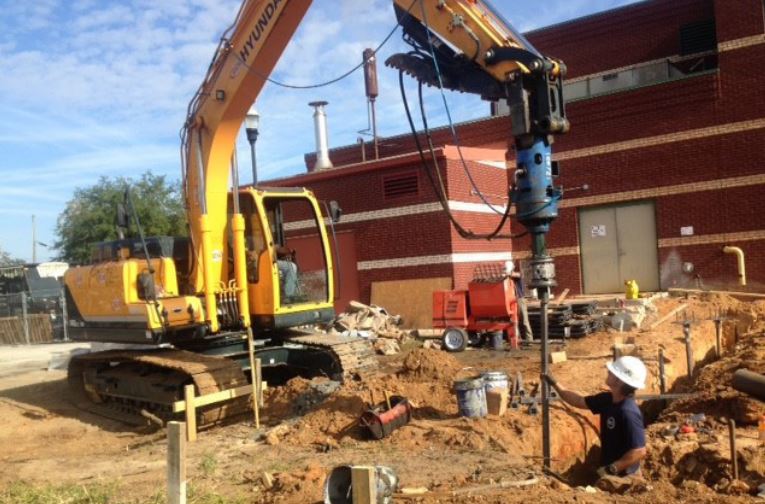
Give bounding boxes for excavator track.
[68,349,250,428]
[287,332,378,380]
[67,335,377,428]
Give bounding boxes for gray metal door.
[578,201,659,294]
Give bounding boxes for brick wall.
[527,0,716,79]
[714,0,765,42]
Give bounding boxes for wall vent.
[383,173,419,199]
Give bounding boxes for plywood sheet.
[371,277,452,329]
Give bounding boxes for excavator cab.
[230,187,336,331]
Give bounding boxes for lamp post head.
[245,105,260,143]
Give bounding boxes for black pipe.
[732,369,765,401]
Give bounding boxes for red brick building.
[271,0,765,324]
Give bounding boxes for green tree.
[54,172,187,264]
[0,246,23,267]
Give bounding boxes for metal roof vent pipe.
[309,101,333,170]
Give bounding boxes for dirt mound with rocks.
[400,348,465,381]
[258,348,593,467]
[644,421,764,495]
[664,326,765,425]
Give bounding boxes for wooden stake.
[183,384,197,442]
[167,421,187,504]
[246,327,260,429]
[256,359,263,407]
[351,466,377,504]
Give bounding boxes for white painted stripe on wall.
[357,251,512,271]
[718,34,765,52]
[658,229,765,248]
[284,200,506,231]
[560,173,765,209]
[449,201,507,214]
[556,118,765,162]
[285,173,765,232]
[512,230,765,260]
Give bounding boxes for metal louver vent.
[383,173,419,199]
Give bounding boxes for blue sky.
[0,0,639,262]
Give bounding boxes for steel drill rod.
[714,319,723,358]
[658,349,667,395]
[683,322,694,378]
[541,286,551,470]
[728,419,738,480]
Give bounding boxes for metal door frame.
[577,199,661,294]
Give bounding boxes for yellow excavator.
[64,0,567,428]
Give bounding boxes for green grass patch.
[1,478,249,503]
[0,481,118,504]
[198,452,218,478]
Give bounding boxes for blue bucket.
[453,377,487,418]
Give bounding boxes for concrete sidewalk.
[0,343,91,378]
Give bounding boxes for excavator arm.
[387,0,569,287]
[387,0,570,471]
[182,0,313,332]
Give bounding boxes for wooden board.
[371,277,452,329]
[668,288,765,299]
[351,466,377,504]
[167,421,187,504]
[0,315,53,344]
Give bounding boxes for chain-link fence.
[0,290,68,344]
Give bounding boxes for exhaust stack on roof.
[309,101,333,170]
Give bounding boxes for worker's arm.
[541,374,587,410]
[610,447,647,473]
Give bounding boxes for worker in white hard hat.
[543,356,648,478]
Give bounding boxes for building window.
[383,172,419,199]
[680,19,717,55]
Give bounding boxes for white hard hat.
[606,356,647,390]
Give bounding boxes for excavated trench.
[557,296,763,489]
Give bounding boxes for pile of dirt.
[663,327,765,425]
[263,377,343,420]
[399,348,464,381]
[644,422,764,495]
[258,347,594,469]
[264,463,327,504]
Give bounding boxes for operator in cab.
[543,356,648,481]
[275,245,299,302]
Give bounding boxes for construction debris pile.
[600,296,661,331]
[322,301,409,355]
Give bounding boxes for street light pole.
[32,215,36,263]
[245,105,260,186]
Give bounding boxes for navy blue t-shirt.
[585,392,645,475]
